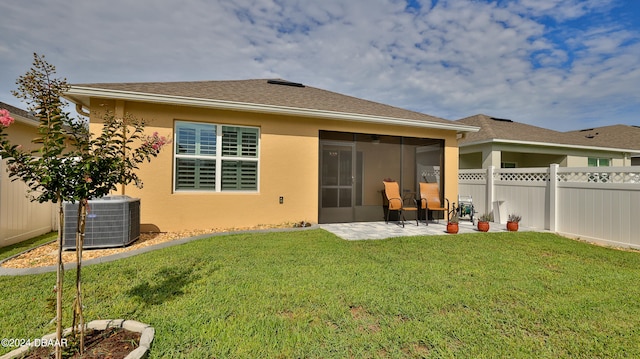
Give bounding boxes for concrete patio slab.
[320,220,530,240]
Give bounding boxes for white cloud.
[508,0,614,21]
[0,0,638,131]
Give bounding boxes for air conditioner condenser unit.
[63,195,140,250]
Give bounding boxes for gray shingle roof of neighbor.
[0,101,39,127]
[0,101,36,120]
[565,124,640,151]
[67,79,471,129]
[457,114,640,151]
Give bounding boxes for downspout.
[400,137,404,192]
[115,101,126,195]
[76,104,90,117]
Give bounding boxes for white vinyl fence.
[1,158,56,247]
[459,165,640,249]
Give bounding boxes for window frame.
[173,120,260,193]
[588,157,611,167]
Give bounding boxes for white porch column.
[482,149,501,169]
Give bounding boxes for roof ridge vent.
[267,79,305,88]
[490,117,512,123]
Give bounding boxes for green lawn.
[2,229,640,358]
[0,232,57,261]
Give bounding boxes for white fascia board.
[461,138,638,154]
[65,86,480,133]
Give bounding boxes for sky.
[1,0,639,131]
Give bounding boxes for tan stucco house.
[457,114,639,169]
[0,102,55,247]
[565,125,640,166]
[63,79,478,232]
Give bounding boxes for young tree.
[66,111,167,353]
[0,53,167,357]
[1,55,75,359]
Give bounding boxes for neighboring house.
[456,114,639,169]
[0,102,55,247]
[63,79,478,232]
[565,125,640,166]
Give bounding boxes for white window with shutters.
[174,121,259,192]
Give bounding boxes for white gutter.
[461,138,640,154]
[65,86,480,133]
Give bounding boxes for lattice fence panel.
[495,171,549,182]
[558,170,640,183]
[458,171,486,182]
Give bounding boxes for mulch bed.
[20,327,139,359]
[2,222,301,269]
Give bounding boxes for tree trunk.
[121,121,128,195]
[72,199,87,353]
[55,198,64,359]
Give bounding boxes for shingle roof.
[70,79,459,127]
[565,125,640,151]
[457,114,639,151]
[0,101,39,127]
[0,101,36,120]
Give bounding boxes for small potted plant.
[447,212,459,234]
[477,213,493,232]
[507,214,521,232]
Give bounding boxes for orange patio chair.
[383,181,418,227]
[419,182,449,225]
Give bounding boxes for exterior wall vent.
[63,195,140,250]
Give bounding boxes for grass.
[2,229,640,358]
[0,232,57,261]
